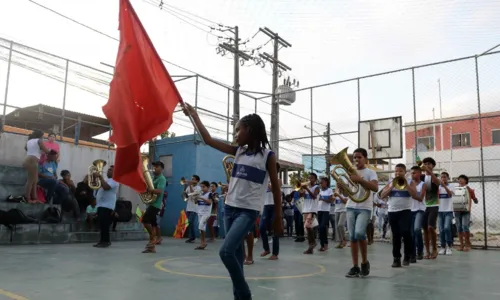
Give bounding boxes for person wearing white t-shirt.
[317,177,334,251]
[184,175,201,243]
[374,192,389,239]
[334,187,348,248]
[409,166,427,261]
[195,181,213,250]
[183,105,283,300]
[437,172,454,255]
[301,173,320,254]
[344,148,379,278]
[379,164,419,268]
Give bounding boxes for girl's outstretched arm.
[183,103,237,156]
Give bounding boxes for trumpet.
[180,177,196,186]
[88,159,106,190]
[295,181,309,192]
[330,147,371,203]
[217,181,228,188]
[183,190,201,202]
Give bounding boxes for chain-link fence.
[1,36,499,248]
[254,49,500,249]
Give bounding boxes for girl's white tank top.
[26,138,41,159]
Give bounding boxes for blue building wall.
[154,134,228,237]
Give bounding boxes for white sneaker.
[438,248,446,255]
[445,247,452,255]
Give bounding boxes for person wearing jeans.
[409,166,427,260]
[334,187,348,248]
[437,172,454,255]
[259,204,280,259]
[183,175,201,243]
[344,148,379,278]
[455,174,478,252]
[292,191,305,242]
[317,177,333,251]
[283,196,294,237]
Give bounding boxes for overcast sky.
[0,0,499,164]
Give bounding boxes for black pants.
[388,209,413,259]
[318,211,330,247]
[285,215,294,236]
[294,210,304,238]
[98,207,113,244]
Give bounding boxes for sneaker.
[402,256,410,266]
[445,247,452,256]
[360,261,370,277]
[438,248,446,255]
[345,266,361,278]
[410,256,417,264]
[392,258,402,268]
[417,253,424,260]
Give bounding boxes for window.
[159,155,173,177]
[417,136,434,150]
[452,133,471,147]
[493,130,500,145]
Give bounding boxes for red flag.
[102,0,182,192]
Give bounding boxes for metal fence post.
[254,97,257,114]
[412,68,418,163]
[227,89,230,142]
[60,60,69,141]
[310,88,313,172]
[474,55,488,249]
[194,75,199,143]
[1,41,13,128]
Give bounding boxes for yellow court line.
[154,256,326,280]
[0,289,30,300]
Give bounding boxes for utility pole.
[258,27,292,159]
[217,26,252,140]
[325,123,331,180]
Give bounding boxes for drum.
[452,186,470,212]
[295,197,304,214]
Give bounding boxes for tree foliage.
[289,171,311,187]
[160,130,176,139]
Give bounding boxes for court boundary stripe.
[0,288,30,300]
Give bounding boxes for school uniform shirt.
[388,187,412,212]
[346,168,378,211]
[263,185,274,206]
[225,147,272,212]
[317,188,333,212]
[284,202,294,216]
[197,192,213,217]
[302,184,319,214]
[186,185,202,213]
[438,184,453,212]
[411,181,426,212]
[334,196,346,213]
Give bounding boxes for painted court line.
[0,289,29,300]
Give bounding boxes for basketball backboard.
[358,116,402,160]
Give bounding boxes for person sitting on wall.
[86,197,98,231]
[37,150,60,203]
[59,170,81,221]
[39,132,60,165]
[76,175,94,214]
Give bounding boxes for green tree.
[289,171,311,187]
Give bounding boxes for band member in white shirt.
[301,173,320,254]
[344,148,378,278]
[259,163,282,260]
[184,175,201,243]
[317,177,334,251]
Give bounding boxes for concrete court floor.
[1,238,499,300]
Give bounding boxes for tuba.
[392,177,408,190]
[222,155,235,184]
[139,156,156,204]
[330,147,371,203]
[88,159,106,190]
